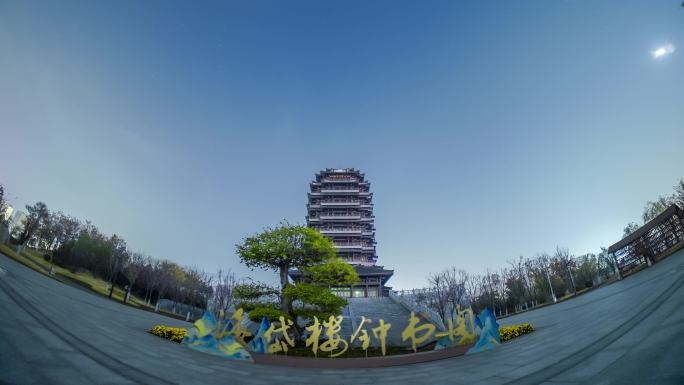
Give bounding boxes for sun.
[652,43,675,59]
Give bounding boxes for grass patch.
[1,245,149,308]
[0,244,50,275]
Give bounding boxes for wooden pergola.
[608,204,684,274]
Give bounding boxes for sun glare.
[652,43,675,59]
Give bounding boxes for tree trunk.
[545,269,557,303]
[108,280,115,299]
[567,264,577,296]
[279,266,291,314]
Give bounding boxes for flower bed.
[499,324,534,342]
[150,325,187,343]
[150,323,535,347]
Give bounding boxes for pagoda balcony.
[320,201,360,206]
[319,228,362,235]
[321,189,360,194]
[322,178,359,183]
[334,244,365,250]
[319,214,362,220]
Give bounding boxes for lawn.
[0,244,165,312]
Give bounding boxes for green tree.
[673,178,684,209]
[282,283,347,321]
[104,234,128,298]
[302,257,359,287]
[235,223,336,314]
[15,202,49,245]
[642,196,673,223]
[622,222,640,238]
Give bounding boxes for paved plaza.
[1,249,684,385]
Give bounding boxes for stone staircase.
[342,297,421,348]
[340,305,354,339]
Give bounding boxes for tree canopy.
[302,257,359,287]
[236,223,337,315]
[236,223,336,277]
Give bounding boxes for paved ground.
[1,249,684,385]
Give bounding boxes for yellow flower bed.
[499,324,534,342]
[149,323,533,345]
[150,325,188,343]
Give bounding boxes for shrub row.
[499,324,534,342]
[150,325,187,343]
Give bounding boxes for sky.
[1,1,683,290]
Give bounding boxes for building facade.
[292,168,393,298]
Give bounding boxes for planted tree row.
[0,184,235,315]
[418,177,684,323]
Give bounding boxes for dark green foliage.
[53,234,113,274]
[236,223,338,321]
[236,224,337,275]
[283,282,348,321]
[247,304,292,322]
[234,282,279,300]
[302,258,359,287]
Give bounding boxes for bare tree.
[425,271,451,324]
[143,258,162,305]
[442,267,469,319]
[105,234,128,298]
[210,268,238,315]
[537,253,557,303]
[465,272,481,308]
[122,252,145,303]
[554,246,577,297]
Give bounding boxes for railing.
[334,244,364,249]
[321,201,361,206]
[319,228,363,233]
[322,178,359,183]
[320,215,362,220]
[321,189,360,193]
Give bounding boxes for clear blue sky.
[2,1,683,289]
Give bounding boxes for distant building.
[1,205,13,223]
[290,168,393,297]
[9,210,26,234]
